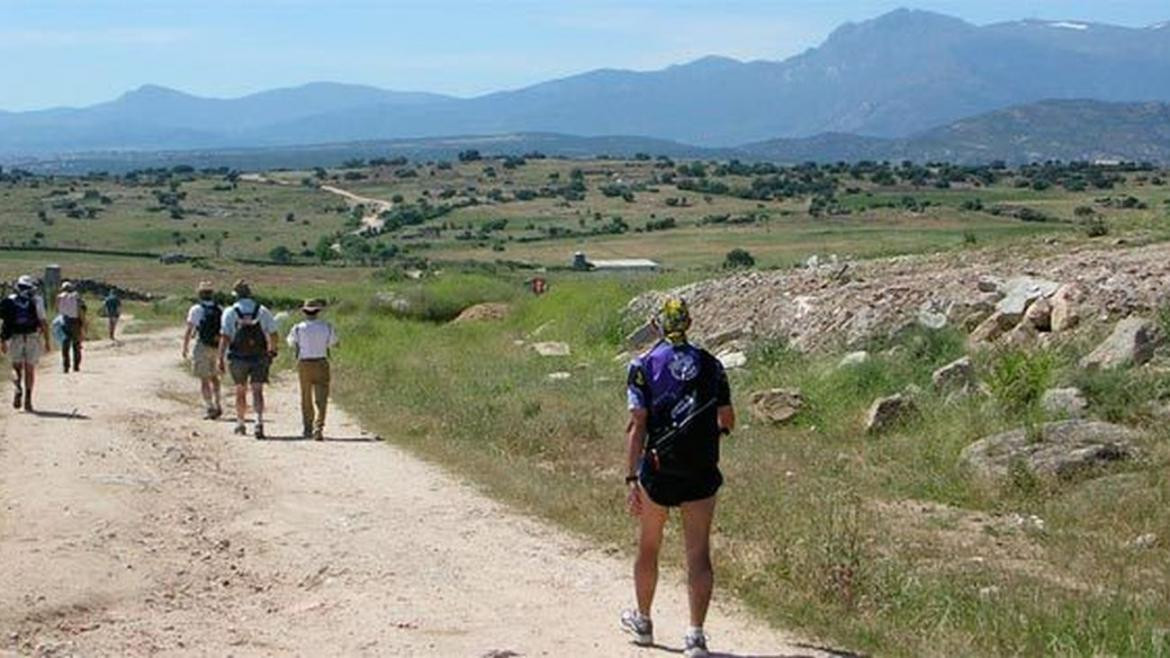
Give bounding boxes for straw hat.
[301,298,327,313]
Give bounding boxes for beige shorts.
[191,342,219,379]
[6,334,42,365]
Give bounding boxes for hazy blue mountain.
[0,8,1168,154]
[741,100,1170,164]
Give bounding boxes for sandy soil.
[1,330,834,657]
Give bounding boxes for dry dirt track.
[1,330,833,657]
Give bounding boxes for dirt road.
[317,185,390,234]
[1,330,830,657]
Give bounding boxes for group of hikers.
[0,275,122,411]
[4,271,731,657]
[181,278,338,440]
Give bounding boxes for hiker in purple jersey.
[619,297,735,658]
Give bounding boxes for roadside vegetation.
[318,271,1170,657]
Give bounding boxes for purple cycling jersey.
[628,340,731,475]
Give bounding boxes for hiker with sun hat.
[620,296,735,658]
[1,275,51,412]
[286,298,338,441]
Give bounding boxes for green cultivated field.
[3,157,1170,656]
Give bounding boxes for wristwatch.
[625,475,639,484]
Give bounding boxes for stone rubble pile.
[629,243,1170,352]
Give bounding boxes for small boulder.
[865,394,916,434]
[996,277,1061,317]
[1050,284,1086,332]
[749,388,805,424]
[1041,388,1088,418]
[839,351,870,368]
[1024,298,1052,332]
[1080,317,1159,371]
[718,351,747,370]
[968,312,1010,347]
[532,342,571,357]
[932,356,974,391]
[960,420,1139,479]
[1000,320,1039,349]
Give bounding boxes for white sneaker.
[620,609,653,646]
[683,630,709,658]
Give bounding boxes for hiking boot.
[12,386,21,410]
[203,407,216,420]
[253,423,265,440]
[683,630,709,658]
[313,429,324,442]
[233,422,247,436]
[620,609,653,646]
[302,426,313,439]
[209,406,223,420]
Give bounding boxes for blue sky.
[1,0,1167,111]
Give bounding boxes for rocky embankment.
[629,242,1170,354]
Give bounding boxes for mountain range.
[0,8,1168,163]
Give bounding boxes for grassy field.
[4,158,1168,272]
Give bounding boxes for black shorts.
[639,468,723,507]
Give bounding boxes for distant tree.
[268,245,293,264]
[314,235,337,263]
[285,212,296,223]
[723,248,755,269]
[458,149,482,162]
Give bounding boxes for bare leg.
[12,364,22,407]
[252,383,265,425]
[635,491,669,617]
[235,384,248,423]
[680,495,717,628]
[23,364,36,410]
[200,378,214,409]
[210,376,222,410]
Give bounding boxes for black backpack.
[196,303,222,347]
[229,303,267,357]
[2,295,40,338]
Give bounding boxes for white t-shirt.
[57,292,82,319]
[286,319,338,360]
[220,299,277,340]
[186,302,218,328]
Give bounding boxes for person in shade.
[103,289,122,342]
[217,280,278,439]
[56,280,86,372]
[619,297,735,658]
[182,281,224,420]
[1,275,51,412]
[286,298,339,441]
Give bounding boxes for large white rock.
[960,420,1138,479]
[718,351,748,370]
[1080,317,1159,371]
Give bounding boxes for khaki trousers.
[297,359,331,433]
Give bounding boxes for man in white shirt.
[56,280,86,373]
[181,281,223,420]
[286,298,338,441]
[218,280,279,439]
